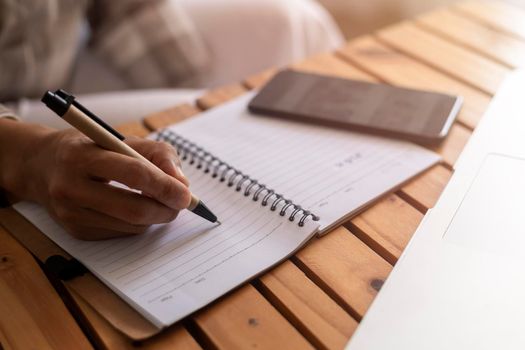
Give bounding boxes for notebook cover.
[0,207,161,341]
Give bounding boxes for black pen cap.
[41,91,70,116]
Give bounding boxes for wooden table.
[1,1,522,348]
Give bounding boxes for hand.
[1,122,190,240]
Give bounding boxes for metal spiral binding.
[156,129,319,227]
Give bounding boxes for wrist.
[0,120,55,201]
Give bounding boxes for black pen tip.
[191,201,218,223]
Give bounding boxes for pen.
[41,89,218,224]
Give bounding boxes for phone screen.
[248,70,462,145]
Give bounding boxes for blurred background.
[14,0,525,128]
[320,0,522,38]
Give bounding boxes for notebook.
[14,92,440,329]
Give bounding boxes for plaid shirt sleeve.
[88,0,210,89]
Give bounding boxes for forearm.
[0,119,54,201]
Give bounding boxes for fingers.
[126,137,189,186]
[51,178,181,226]
[84,149,191,210]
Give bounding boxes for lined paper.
[164,92,440,232]
[14,159,319,327]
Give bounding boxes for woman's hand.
[0,120,190,240]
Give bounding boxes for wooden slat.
[398,164,452,213]
[243,68,278,90]
[455,1,525,40]
[115,121,151,138]
[193,284,314,349]
[416,8,525,68]
[257,261,358,350]
[295,226,391,320]
[290,53,375,81]
[337,35,491,129]
[243,53,375,90]
[143,104,200,131]
[376,21,510,95]
[346,194,424,265]
[196,84,248,110]
[0,227,92,350]
[432,123,470,167]
[72,293,201,350]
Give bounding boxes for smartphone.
[248,70,462,145]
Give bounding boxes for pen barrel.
[63,105,149,162]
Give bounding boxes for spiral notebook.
[14,92,440,329]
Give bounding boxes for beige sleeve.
[0,103,19,121]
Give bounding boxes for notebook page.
[163,92,440,233]
[14,161,319,328]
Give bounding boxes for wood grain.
[257,261,358,350]
[431,123,471,167]
[398,164,452,213]
[196,84,248,110]
[290,53,375,81]
[243,68,278,90]
[455,1,525,40]
[295,226,392,320]
[115,122,151,138]
[242,53,375,91]
[346,195,424,265]
[193,284,314,349]
[143,104,200,131]
[376,21,510,95]
[337,35,491,130]
[0,226,92,350]
[416,8,525,68]
[71,292,201,350]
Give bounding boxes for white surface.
[346,70,525,349]
[445,154,525,258]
